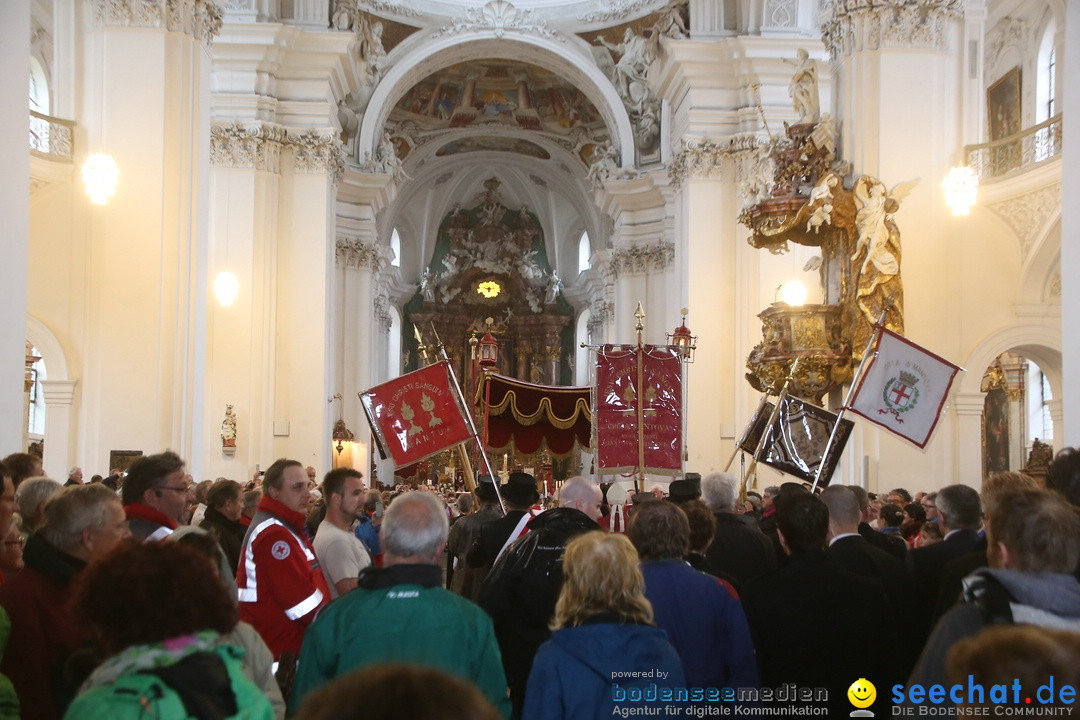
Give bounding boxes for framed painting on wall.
[987,67,1021,141]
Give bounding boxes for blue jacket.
[522,619,685,720]
[641,559,758,690]
[354,515,381,556]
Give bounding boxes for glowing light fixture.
[942,165,978,216]
[777,280,808,306]
[82,153,119,204]
[214,271,239,307]
[477,280,501,299]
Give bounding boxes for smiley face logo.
[847,678,876,709]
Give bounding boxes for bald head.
[558,476,602,521]
[821,486,861,536]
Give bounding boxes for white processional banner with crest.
[847,328,962,449]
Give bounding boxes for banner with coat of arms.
[360,361,474,467]
[594,345,682,474]
[847,327,961,449]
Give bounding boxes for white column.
[205,122,284,480]
[273,130,342,471]
[40,380,77,480]
[954,393,985,487]
[1062,1,1080,446]
[0,1,31,451]
[78,1,215,473]
[680,167,740,474]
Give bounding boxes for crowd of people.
[0,447,1079,719]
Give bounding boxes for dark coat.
[742,549,899,718]
[466,509,525,569]
[200,506,247,574]
[906,528,982,642]
[828,534,917,673]
[706,513,777,587]
[858,521,908,560]
[480,508,599,718]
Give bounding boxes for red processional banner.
[360,361,473,467]
[594,345,683,475]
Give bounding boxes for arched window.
[26,344,46,437]
[29,56,49,113]
[1035,23,1057,124]
[390,228,401,268]
[577,230,591,275]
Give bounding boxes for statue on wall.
[597,28,653,114]
[221,404,237,450]
[851,177,915,352]
[785,49,820,126]
[356,15,387,86]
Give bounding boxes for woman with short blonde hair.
[523,531,684,720]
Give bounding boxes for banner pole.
[741,358,801,500]
[634,303,646,494]
[725,393,769,472]
[809,308,890,493]
[432,335,506,515]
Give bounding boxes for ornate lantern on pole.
[667,309,697,363]
[478,317,499,369]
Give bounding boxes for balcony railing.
[29,110,74,162]
[964,114,1062,181]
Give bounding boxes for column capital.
[336,237,381,270]
[611,240,675,278]
[90,0,222,48]
[286,129,346,186]
[953,392,985,416]
[820,0,963,59]
[210,121,286,171]
[40,379,78,406]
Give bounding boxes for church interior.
[9,0,1077,494]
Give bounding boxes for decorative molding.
[432,0,561,41]
[1048,269,1060,299]
[819,0,963,59]
[587,299,614,340]
[40,379,78,406]
[668,138,738,189]
[372,289,393,333]
[985,182,1060,259]
[986,17,1030,73]
[286,129,346,185]
[578,0,657,23]
[89,0,223,48]
[336,237,381,270]
[357,0,422,17]
[611,240,674,277]
[210,122,286,171]
[763,0,798,29]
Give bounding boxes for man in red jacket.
[237,458,330,661]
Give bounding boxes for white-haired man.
[701,472,776,587]
[292,491,509,718]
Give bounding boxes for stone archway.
[26,315,76,480]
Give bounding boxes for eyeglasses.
[160,485,192,493]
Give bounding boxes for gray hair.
[558,476,600,509]
[39,484,121,555]
[381,491,449,561]
[936,484,982,530]
[15,476,63,525]
[455,493,474,514]
[700,472,738,512]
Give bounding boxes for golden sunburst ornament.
[477,280,501,299]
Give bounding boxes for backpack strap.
[961,572,1014,626]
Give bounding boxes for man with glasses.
[921,491,939,522]
[121,451,193,541]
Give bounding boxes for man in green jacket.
[291,491,510,718]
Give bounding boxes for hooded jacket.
[521,617,685,720]
[908,567,1080,700]
[480,508,600,716]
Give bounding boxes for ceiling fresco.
[388,59,610,164]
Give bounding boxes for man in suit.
[822,485,915,673]
[906,483,982,645]
[742,490,897,718]
[466,472,536,571]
